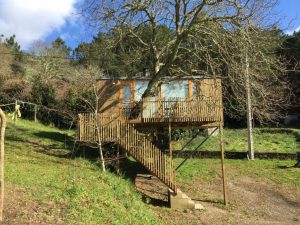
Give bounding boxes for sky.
[0,0,300,50]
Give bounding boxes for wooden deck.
[121,97,222,124]
[77,95,223,192]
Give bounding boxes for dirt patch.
[0,184,66,225]
[135,175,300,225]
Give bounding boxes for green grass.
[3,118,300,224]
[175,158,300,189]
[5,118,161,225]
[172,128,300,153]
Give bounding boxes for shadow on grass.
[33,131,74,146]
[119,158,168,207]
[277,165,296,169]
[119,158,148,182]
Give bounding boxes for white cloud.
[0,0,79,49]
[285,25,300,35]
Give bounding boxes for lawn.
[4,118,161,225]
[172,128,300,153]
[2,118,300,224]
[175,158,300,189]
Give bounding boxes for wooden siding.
[96,80,120,115]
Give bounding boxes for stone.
[194,203,205,210]
[168,189,204,210]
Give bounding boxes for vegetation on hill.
[5,118,160,225]
[1,117,299,224]
[0,29,300,128]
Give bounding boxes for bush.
[31,78,56,106]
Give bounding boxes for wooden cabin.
[93,76,222,126]
[77,76,226,208]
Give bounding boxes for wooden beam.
[188,80,193,99]
[219,124,227,206]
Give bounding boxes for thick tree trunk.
[245,53,254,160]
[0,108,6,221]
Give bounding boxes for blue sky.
[276,0,300,34]
[1,0,300,50]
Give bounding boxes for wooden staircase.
[78,113,177,191]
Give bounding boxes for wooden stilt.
[219,124,228,205]
[34,104,37,122]
[116,144,120,174]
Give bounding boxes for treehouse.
[77,76,226,209]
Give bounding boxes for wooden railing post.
[0,108,6,221]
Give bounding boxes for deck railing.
[77,113,176,191]
[121,96,222,123]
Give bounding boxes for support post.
[219,124,227,205]
[116,144,120,174]
[14,100,18,126]
[168,120,172,157]
[0,108,6,221]
[34,104,37,122]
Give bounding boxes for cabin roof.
[96,75,220,81]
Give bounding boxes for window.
[161,80,188,99]
[122,82,131,104]
[135,80,149,101]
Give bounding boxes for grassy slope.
[5,119,161,225]
[175,158,300,189]
[172,128,300,153]
[3,118,300,224]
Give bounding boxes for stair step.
[169,189,205,210]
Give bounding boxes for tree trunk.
[93,84,106,172]
[0,108,6,221]
[95,114,105,172]
[245,53,254,160]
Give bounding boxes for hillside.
[4,118,161,225]
[2,118,300,225]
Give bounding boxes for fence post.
[34,104,37,122]
[0,108,6,221]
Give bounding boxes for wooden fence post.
[34,104,37,122]
[219,125,228,205]
[0,108,6,221]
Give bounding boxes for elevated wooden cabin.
[77,76,226,206]
[94,76,222,126]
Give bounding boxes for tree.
[81,0,291,160]
[74,26,173,77]
[3,35,25,77]
[81,0,279,97]
[74,65,106,171]
[51,37,71,57]
[0,43,14,85]
[282,30,300,108]
[28,40,72,82]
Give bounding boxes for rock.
[194,203,205,210]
